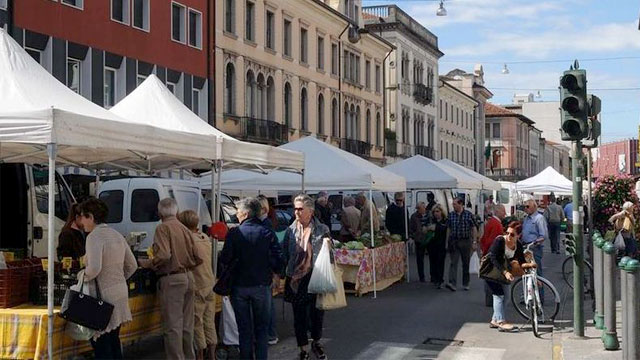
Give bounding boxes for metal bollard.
[593,233,605,330]
[602,242,620,350]
[624,259,640,360]
[619,256,631,359]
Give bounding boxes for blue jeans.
[231,285,271,360]
[532,245,544,278]
[486,281,506,322]
[268,293,278,340]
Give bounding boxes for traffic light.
[559,69,589,141]
[583,95,601,148]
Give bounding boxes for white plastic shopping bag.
[221,296,239,345]
[469,252,480,275]
[614,231,626,251]
[307,239,337,294]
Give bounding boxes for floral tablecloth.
[333,242,406,295]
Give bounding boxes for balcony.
[239,117,288,146]
[384,138,397,157]
[414,145,434,159]
[399,142,413,158]
[340,138,371,159]
[486,168,527,181]
[413,84,433,106]
[363,5,439,50]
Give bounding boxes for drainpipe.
[382,49,392,155]
[337,24,349,140]
[207,0,215,127]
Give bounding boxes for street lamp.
[436,0,447,16]
[501,63,510,74]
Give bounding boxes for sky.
[362,0,640,143]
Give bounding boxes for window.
[245,1,255,42]
[485,123,490,138]
[32,169,71,221]
[0,0,6,10]
[225,0,235,33]
[99,190,124,223]
[439,100,443,119]
[192,88,200,116]
[137,74,146,86]
[131,189,160,222]
[104,68,116,108]
[331,43,338,75]
[245,70,256,117]
[188,9,202,48]
[375,64,381,92]
[225,63,235,114]
[284,82,292,127]
[365,60,371,89]
[283,19,292,57]
[62,0,83,9]
[300,88,308,130]
[365,109,371,143]
[111,0,130,24]
[132,0,150,31]
[300,28,308,64]
[493,123,501,138]
[354,55,360,84]
[265,10,275,50]
[317,93,324,135]
[167,81,176,94]
[25,47,42,64]
[67,58,81,93]
[376,112,381,146]
[331,98,338,137]
[266,77,275,120]
[317,36,324,70]
[172,2,186,43]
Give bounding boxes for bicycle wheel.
[562,258,594,294]
[531,300,540,337]
[511,276,560,322]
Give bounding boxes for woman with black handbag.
[79,198,138,359]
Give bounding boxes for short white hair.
[623,201,634,211]
[158,198,178,218]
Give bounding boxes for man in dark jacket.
[315,192,332,228]
[385,192,408,239]
[219,197,284,360]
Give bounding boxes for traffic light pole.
[572,140,585,337]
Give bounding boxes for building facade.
[214,0,392,164]
[438,79,478,169]
[541,140,571,178]
[593,139,640,179]
[441,67,493,173]
[362,5,442,161]
[2,0,210,118]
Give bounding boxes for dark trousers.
[231,285,271,360]
[91,326,122,360]
[416,243,427,281]
[448,240,472,287]
[427,239,446,284]
[548,222,561,253]
[292,295,324,347]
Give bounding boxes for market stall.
[516,166,573,195]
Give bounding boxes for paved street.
[129,243,606,359]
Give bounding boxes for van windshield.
[32,168,71,220]
[99,190,124,223]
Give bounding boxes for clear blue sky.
[363,0,640,143]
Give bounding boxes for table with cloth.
[0,293,223,359]
[333,242,406,296]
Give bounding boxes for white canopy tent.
[200,136,406,297]
[438,159,501,191]
[0,29,225,357]
[516,166,573,195]
[384,155,462,189]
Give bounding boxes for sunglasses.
[525,205,531,209]
[506,232,517,238]
[395,199,404,203]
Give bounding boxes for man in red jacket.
[481,204,506,255]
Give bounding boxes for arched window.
[331,98,338,137]
[344,102,350,139]
[266,76,275,120]
[376,112,381,146]
[245,70,256,117]
[225,63,235,114]
[300,88,308,131]
[365,109,371,143]
[317,93,325,135]
[256,73,265,119]
[355,105,361,141]
[284,82,292,127]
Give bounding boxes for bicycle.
[561,256,593,292]
[510,241,561,337]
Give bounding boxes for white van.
[405,189,454,215]
[98,178,212,250]
[0,164,74,258]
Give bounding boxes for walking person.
[484,221,529,332]
[427,204,448,288]
[177,210,217,360]
[282,194,332,360]
[219,198,284,360]
[479,204,506,306]
[544,195,564,254]
[339,196,361,242]
[409,202,430,282]
[141,198,202,360]
[522,199,548,278]
[257,195,280,346]
[609,201,638,257]
[445,198,478,291]
[79,197,137,359]
[386,192,408,239]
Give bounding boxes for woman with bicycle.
[485,221,530,332]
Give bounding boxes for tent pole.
[370,189,377,299]
[95,169,100,197]
[404,190,410,283]
[216,160,223,223]
[210,163,218,283]
[301,169,305,193]
[47,143,56,360]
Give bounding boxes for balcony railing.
[414,145,434,159]
[340,138,371,159]
[384,138,397,157]
[486,168,527,181]
[399,142,413,158]
[413,84,433,106]
[240,116,288,146]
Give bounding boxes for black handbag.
[60,279,114,331]
[213,259,237,296]
[478,254,510,285]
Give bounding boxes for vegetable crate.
[30,272,77,306]
[0,261,32,308]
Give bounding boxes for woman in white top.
[79,197,138,360]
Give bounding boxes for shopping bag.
[63,271,96,341]
[60,276,114,331]
[478,254,510,285]
[221,296,239,346]
[614,231,626,251]
[307,239,337,294]
[469,252,480,275]
[316,266,347,310]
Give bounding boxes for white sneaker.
[268,337,279,345]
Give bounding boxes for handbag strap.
[94,279,103,300]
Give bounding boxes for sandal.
[489,320,499,328]
[498,322,514,332]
